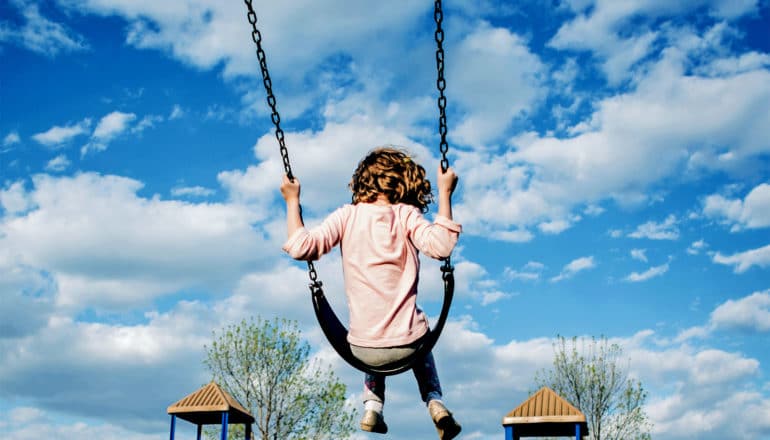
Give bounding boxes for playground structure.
[502,386,588,439]
[167,381,254,440]
[167,382,587,439]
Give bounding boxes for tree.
[204,316,356,440]
[534,335,652,440]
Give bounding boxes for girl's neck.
[373,194,391,206]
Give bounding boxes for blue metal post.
[169,415,176,440]
[221,411,229,440]
[245,423,252,440]
[575,422,581,440]
[504,425,513,440]
[196,424,202,440]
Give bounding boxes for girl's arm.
[404,165,461,259]
[280,174,346,261]
[437,164,458,220]
[281,174,303,238]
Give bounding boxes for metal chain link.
[244,0,321,286]
[434,0,449,172]
[435,0,453,272]
[244,0,293,181]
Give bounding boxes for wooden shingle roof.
[167,381,255,425]
[502,387,588,438]
[503,386,586,424]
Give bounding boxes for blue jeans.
[362,350,443,405]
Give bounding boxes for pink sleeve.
[282,206,348,261]
[403,206,462,259]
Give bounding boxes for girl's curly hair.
[349,146,433,213]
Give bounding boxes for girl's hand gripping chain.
[281,174,304,237]
[436,165,458,221]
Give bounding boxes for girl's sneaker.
[360,410,388,434]
[428,400,462,440]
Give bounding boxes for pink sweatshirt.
[283,203,461,348]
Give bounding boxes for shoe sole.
[435,415,461,440]
[361,425,388,434]
[360,422,388,434]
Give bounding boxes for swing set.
[243,0,456,376]
[166,5,594,439]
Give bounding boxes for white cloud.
[631,248,648,262]
[710,290,770,332]
[0,302,214,432]
[82,111,137,155]
[0,255,55,339]
[629,215,679,240]
[649,390,770,439]
[0,181,33,215]
[687,239,708,255]
[470,50,770,237]
[504,261,544,282]
[701,51,770,76]
[31,119,92,148]
[549,0,758,84]
[583,204,605,216]
[625,261,670,282]
[2,131,21,149]
[169,104,185,120]
[219,118,431,216]
[677,290,770,341]
[451,149,556,240]
[622,330,767,439]
[712,243,770,273]
[0,173,271,310]
[170,185,215,198]
[490,228,536,243]
[674,325,710,343]
[2,295,769,440]
[58,0,432,121]
[131,114,163,134]
[0,2,89,56]
[551,256,596,282]
[480,290,511,306]
[44,155,71,172]
[537,218,572,234]
[45,1,770,247]
[703,183,770,231]
[450,22,545,147]
[2,406,161,440]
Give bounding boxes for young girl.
[281,146,462,440]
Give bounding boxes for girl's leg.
[361,373,388,434]
[413,351,462,440]
[412,350,443,403]
[363,373,385,405]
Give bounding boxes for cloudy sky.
[1,0,769,439]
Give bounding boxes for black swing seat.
[310,259,455,376]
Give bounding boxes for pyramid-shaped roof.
[503,386,586,426]
[167,381,255,425]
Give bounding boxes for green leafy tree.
[535,335,652,440]
[204,317,355,440]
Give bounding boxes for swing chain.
[434,0,449,172]
[441,256,453,277]
[244,0,450,291]
[435,0,453,276]
[307,261,321,290]
[244,0,293,181]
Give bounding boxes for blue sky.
[1,0,769,439]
